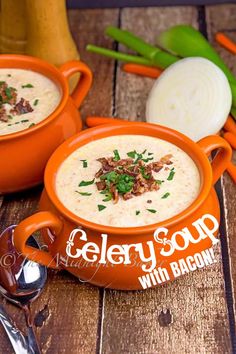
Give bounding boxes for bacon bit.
[110,184,119,203]
[10,98,33,116]
[95,168,103,178]
[0,83,17,105]
[160,154,173,165]
[123,192,133,200]
[0,106,8,122]
[96,181,106,191]
[95,152,173,202]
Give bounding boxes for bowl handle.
[197,135,232,184]
[13,211,63,269]
[59,60,92,108]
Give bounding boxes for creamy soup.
[0,68,61,135]
[56,135,201,227]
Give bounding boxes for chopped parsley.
[7,74,11,77]
[80,159,88,168]
[136,210,140,215]
[127,150,136,159]
[113,149,120,161]
[98,204,106,211]
[147,209,157,213]
[5,87,12,99]
[7,115,13,120]
[28,123,35,128]
[140,166,150,180]
[22,84,34,88]
[21,119,29,123]
[76,191,92,196]
[167,168,175,181]
[79,179,94,187]
[33,99,39,106]
[156,180,164,185]
[116,174,134,194]
[162,192,170,199]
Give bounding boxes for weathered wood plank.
[206,0,236,334]
[0,9,119,354]
[100,7,232,354]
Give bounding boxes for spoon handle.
[27,326,41,354]
[0,305,32,354]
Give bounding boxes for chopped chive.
[76,191,92,196]
[7,115,13,119]
[22,84,34,88]
[98,204,106,211]
[7,123,12,126]
[102,195,112,202]
[113,149,120,161]
[148,152,154,156]
[15,122,20,124]
[28,123,35,128]
[162,192,170,199]
[33,99,39,106]
[21,119,29,123]
[147,209,157,213]
[127,150,136,158]
[142,149,147,154]
[167,169,175,181]
[80,159,88,168]
[79,179,95,187]
[136,210,140,215]
[156,180,164,185]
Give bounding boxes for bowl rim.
[44,121,213,236]
[0,54,69,142]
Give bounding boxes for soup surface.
[56,135,201,227]
[0,68,61,135]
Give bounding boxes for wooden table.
[0,4,235,354]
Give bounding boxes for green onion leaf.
[127,150,136,158]
[136,210,140,215]
[21,119,29,123]
[156,180,164,185]
[167,169,175,181]
[113,149,120,161]
[28,123,35,128]
[80,159,88,168]
[5,87,12,99]
[147,209,157,213]
[33,99,39,106]
[76,191,92,196]
[79,179,95,187]
[98,204,106,211]
[162,192,170,199]
[22,84,34,88]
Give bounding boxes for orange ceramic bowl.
[14,121,232,290]
[0,55,92,194]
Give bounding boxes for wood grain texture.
[206,1,236,332]
[0,9,119,354]
[100,7,232,354]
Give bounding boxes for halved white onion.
[146,57,232,141]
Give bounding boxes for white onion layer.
[146,57,232,141]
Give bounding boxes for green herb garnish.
[29,123,35,128]
[167,168,175,181]
[142,157,154,163]
[80,160,88,168]
[116,174,134,194]
[33,99,39,106]
[76,191,92,196]
[79,179,95,187]
[140,166,150,180]
[22,84,34,88]
[21,119,29,123]
[136,210,140,215]
[113,149,120,161]
[7,115,13,120]
[0,81,5,86]
[147,209,157,213]
[7,74,11,77]
[156,180,164,185]
[127,150,136,158]
[5,87,12,99]
[162,192,170,199]
[101,171,119,183]
[148,152,154,156]
[98,204,106,211]
[142,149,147,154]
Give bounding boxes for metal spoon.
[0,225,47,354]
